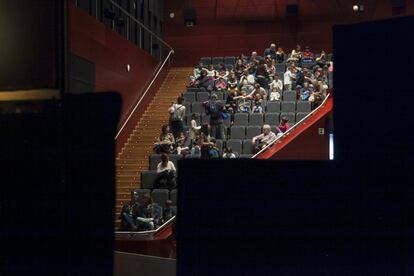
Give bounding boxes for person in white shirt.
[284,66,295,91]
[251,124,277,154]
[239,69,255,91]
[169,96,186,139]
[155,153,177,189]
[269,75,283,101]
[189,113,201,140]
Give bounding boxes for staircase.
[115,67,193,222]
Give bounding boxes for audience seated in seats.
[309,90,324,110]
[234,58,246,79]
[300,82,312,101]
[255,60,270,89]
[169,96,186,139]
[175,132,192,155]
[265,58,276,79]
[315,49,327,67]
[120,190,140,230]
[287,44,302,63]
[206,65,216,78]
[234,90,252,113]
[284,65,295,91]
[263,43,277,60]
[195,69,214,92]
[248,83,267,101]
[189,113,201,140]
[239,69,255,91]
[227,73,239,91]
[193,63,204,79]
[163,200,177,221]
[250,51,259,63]
[302,46,314,62]
[251,124,277,154]
[155,153,177,190]
[225,89,239,117]
[295,67,305,90]
[222,147,239,158]
[217,63,229,79]
[201,138,220,158]
[276,47,285,63]
[269,75,282,101]
[276,117,290,136]
[252,94,264,114]
[148,198,163,228]
[214,76,228,91]
[154,124,175,154]
[120,191,155,231]
[203,93,225,140]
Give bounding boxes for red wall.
[68,3,165,151]
[164,0,414,67]
[271,113,330,160]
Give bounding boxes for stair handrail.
[115,215,176,240]
[115,49,174,140]
[251,93,331,158]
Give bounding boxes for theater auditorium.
[2,1,414,275]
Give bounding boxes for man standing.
[263,43,277,60]
[203,93,225,139]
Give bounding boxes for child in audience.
[269,75,283,101]
[234,91,251,113]
[214,77,227,91]
[252,93,264,113]
[276,117,290,136]
[300,82,312,101]
[189,113,201,140]
[227,73,238,91]
[222,147,238,158]
[153,125,175,154]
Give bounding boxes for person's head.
[210,93,218,101]
[305,46,310,51]
[198,63,203,69]
[161,153,169,164]
[243,69,249,76]
[237,59,243,65]
[241,90,247,96]
[177,96,184,104]
[274,74,279,80]
[226,147,233,153]
[296,44,301,51]
[262,124,271,135]
[270,43,276,50]
[303,81,309,88]
[131,190,139,203]
[208,65,213,70]
[277,47,283,52]
[161,124,169,134]
[200,69,207,76]
[165,200,173,208]
[191,113,198,120]
[281,116,288,124]
[254,83,260,90]
[320,49,325,55]
[251,51,257,58]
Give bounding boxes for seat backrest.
[215,139,223,154]
[275,63,285,72]
[230,126,246,139]
[246,126,262,139]
[200,57,211,65]
[183,102,191,113]
[266,102,281,113]
[296,112,309,122]
[281,101,296,112]
[196,92,210,102]
[280,112,296,125]
[296,101,311,112]
[234,113,249,126]
[141,170,158,189]
[170,189,177,206]
[226,139,242,155]
[249,113,263,126]
[239,154,253,159]
[137,189,151,202]
[224,56,236,65]
[212,57,224,65]
[191,102,205,114]
[201,114,210,124]
[215,91,224,100]
[283,91,296,101]
[185,154,201,159]
[242,139,253,154]
[150,154,162,170]
[169,154,183,169]
[264,112,280,125]
[151,189,170,208]
[183,92,195,103]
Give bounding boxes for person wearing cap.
[251,124,277,154]
[203,93,225,140]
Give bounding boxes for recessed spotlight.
[126,64,131,72]
[352,4,359,11]
[169,12,175,19]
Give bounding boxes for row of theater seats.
[135,188,177,208]
[183,90,301,103]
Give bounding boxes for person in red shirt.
[302,46,314,62]
[276,117,290,135]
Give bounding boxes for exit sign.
[318,128,325,135]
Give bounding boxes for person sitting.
[154,124,175,154]
[163,200,177,222]
[135,195,155,231]
[239,69,255,91]
[302,46,314,62]
[249,51,259,63]
[200,137,220,159]
[227,73,239,91]
[119,190,141,230]
[287,44,302,63]
[217,63,229,79]
[234,90,252,113]
[214,76,228,91]
[269,75,283,101]
[265,58,276,80]
[247,83,267,101]
[193,63,204,79]
[263,43,277,60]
[205,65,217,78]
[175,132,191,155]
[189,113,201,141]
[315,49,327,67]
[225,89,239,117]
[251,124,277,154]
[275,47,285,63]
[300,82,312,101]
[234,58,246,79]
[276,117,290,135]
[222,147,239,158]
[252,93,264,113]
[255,60,269,89]
[154,153,177,190]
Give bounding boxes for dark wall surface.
[0,0,64,91]
[177,15,414,276]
